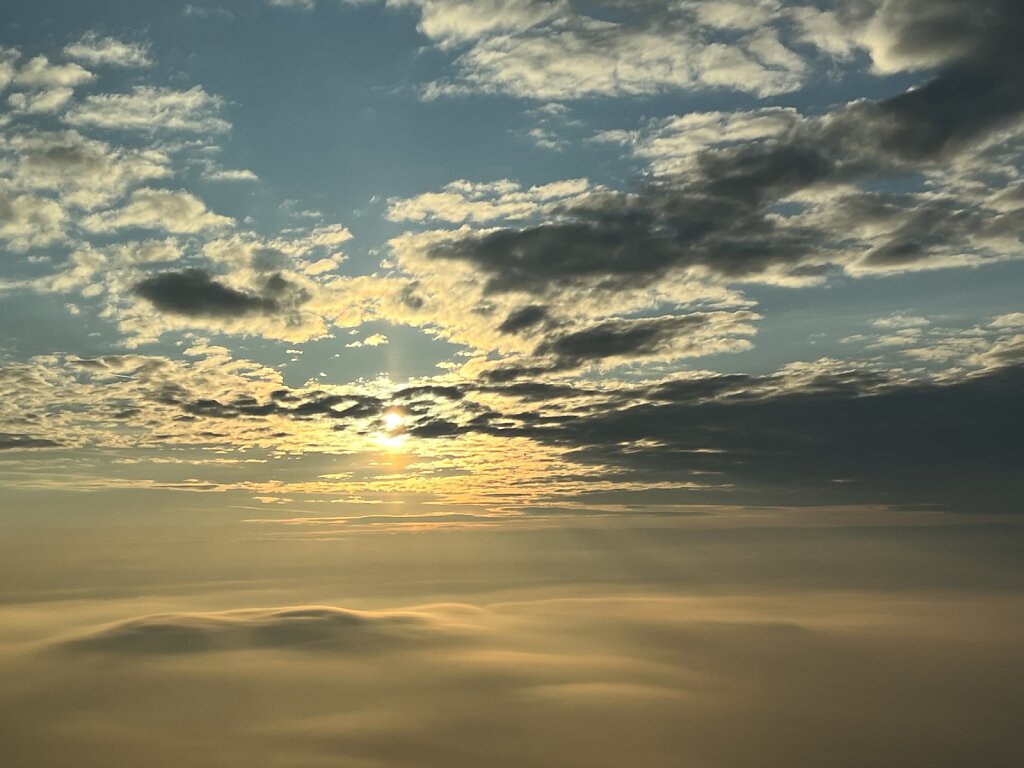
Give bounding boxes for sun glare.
[383,410,404,432]
[375,409,408,450]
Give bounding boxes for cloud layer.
[2,589,1022,768]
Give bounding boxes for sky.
[1,1,1023,766]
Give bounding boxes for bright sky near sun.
[1,2,1023,767]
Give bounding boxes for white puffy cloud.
[63,33,153,68]
[679,0,784,31]
[7,87,74,114]
[788,4,863,59]
[597,107,803,176]
[1,130,171,209]
[82,188,233,233]
[399,1,810,100]
[46,238,183,292]
[11,55,93,88]
[391,0,565,46]
[65,86,230,133]
[991,312,1024,329]
[387,178,593,224]
[428,20,807,100]
[0,185,66,249]
[84,226,364,345]
[347,333,389,347]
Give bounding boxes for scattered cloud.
[411,0,1024,299]
[7,87,74,114]
[203,167,260,182]
[0,1,1022,520]
[347,333,389,348]
[82,188,233,233]
[65,86,230,133]
[387,178,594,224]
[2,129,171,208]
[63,33,153,68]
[406,0,811,99]
[12,55,93,88]
[0,186,66,249]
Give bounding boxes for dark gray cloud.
[536,364,1024,514]
[171,392,384,422]
[480,381,604,401]
[133,269,278,317]
[422,163,831,294]
[423,0,1024,294]
[536,314,710,365]
[483,313,753,380]
[394,384,465,401]
[404,363,1024,514]
[498,305,550,334]
[0,433,60,450]
[132,269,310,318]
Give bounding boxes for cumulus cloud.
[40,225,366,345]
[992,313,1024,329]
[429,23,805,100]
[7,87,74,114]
[484,311,759,379]
[65,86,230,132]
[346,333,389,348]
[82,188,233,233]
[408,0,1024,299]
[404,0,810,99]
[2,130,171,209]
[63,33,153,68]
[595,107,803,177]
[387,178,593,224]
[132,268,316,329]
[133,269,290,318]
[12,55,93,88]
[392,0,564,47]
[0,186,66,249]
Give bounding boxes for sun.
[375,409,408,451]
[382,410,404,432]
